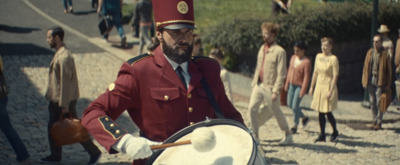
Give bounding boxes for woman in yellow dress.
[309,37,339,142]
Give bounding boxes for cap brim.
[163,24,196,30]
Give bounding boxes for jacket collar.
[153,46,203,92]
[50,46,66,66]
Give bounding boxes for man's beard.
[162,40,193,64]
[49,39,56,48]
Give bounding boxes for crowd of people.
[2,0,400,164]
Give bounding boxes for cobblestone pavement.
[1,41,400,165]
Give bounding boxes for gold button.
[164,95,169,100]
[188,93,192,99]
[110,123,115,127]
[190,122,194,125]
[188,107,193,113]
[105,117,109,121]
[116,130,120,134]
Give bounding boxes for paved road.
[1,0,400,165]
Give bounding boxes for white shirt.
[164,54,191,88]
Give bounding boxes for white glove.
[112,134,161,159]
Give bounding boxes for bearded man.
[42,26,101,164]
[81,0,244,164]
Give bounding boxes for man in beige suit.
[248,22,292,145]
[41,26,101,164]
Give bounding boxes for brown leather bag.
[50,113,91,146]
[380,89,392,112]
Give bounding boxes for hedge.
[202,2,400,72]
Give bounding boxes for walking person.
[208,48,234,103]
[248,22,292,145]
[309,37,339,142]
[81,0,244,164]
[41,26,102,164]
[362,34,393,130]
[272,0,292,15]
[0,55,30,163]
[378,25,394,58]
[131,0,153,55]
[192,34,204,56]
[63,0,73,13]
[98,0,127,48]
[284,41,311,134]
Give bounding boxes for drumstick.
[150,127,216,152]
[150,140,191,150]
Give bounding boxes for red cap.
[152,0,195,30]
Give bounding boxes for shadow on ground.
[0,24,40,33]
[0,43,54,56]
[72,10,97,16]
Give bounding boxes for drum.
[146,119,268,165]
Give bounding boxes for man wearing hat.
[378,24,394,58]
[81,0,244,164]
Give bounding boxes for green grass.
[193,0,321,34]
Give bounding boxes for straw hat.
[378,24,390,33]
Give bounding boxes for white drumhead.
[153,125,254,165]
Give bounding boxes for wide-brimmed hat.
[378,24,390,33]
[153,0,195,30]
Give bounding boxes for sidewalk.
[0,34,399,164]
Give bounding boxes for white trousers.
[248,84,290,137]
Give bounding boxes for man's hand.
[271,93,278,102]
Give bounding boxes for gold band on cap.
[156,20,195,27]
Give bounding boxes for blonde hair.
[261,22,280,35]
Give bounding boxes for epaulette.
[127,52,153,65]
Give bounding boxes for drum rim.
[146,119,260,165]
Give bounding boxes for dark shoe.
[301,117,310,127]
[330,131,339,141]
[88,152,101,165]
[69,7,73,13]
[40,155,61,162]
[290,127,297,134]
[132,33,139,38]
[314,134,326,143]
[121,36,126,48]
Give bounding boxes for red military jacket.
[81,46,244,163]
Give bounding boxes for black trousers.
[47,101,100,158]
